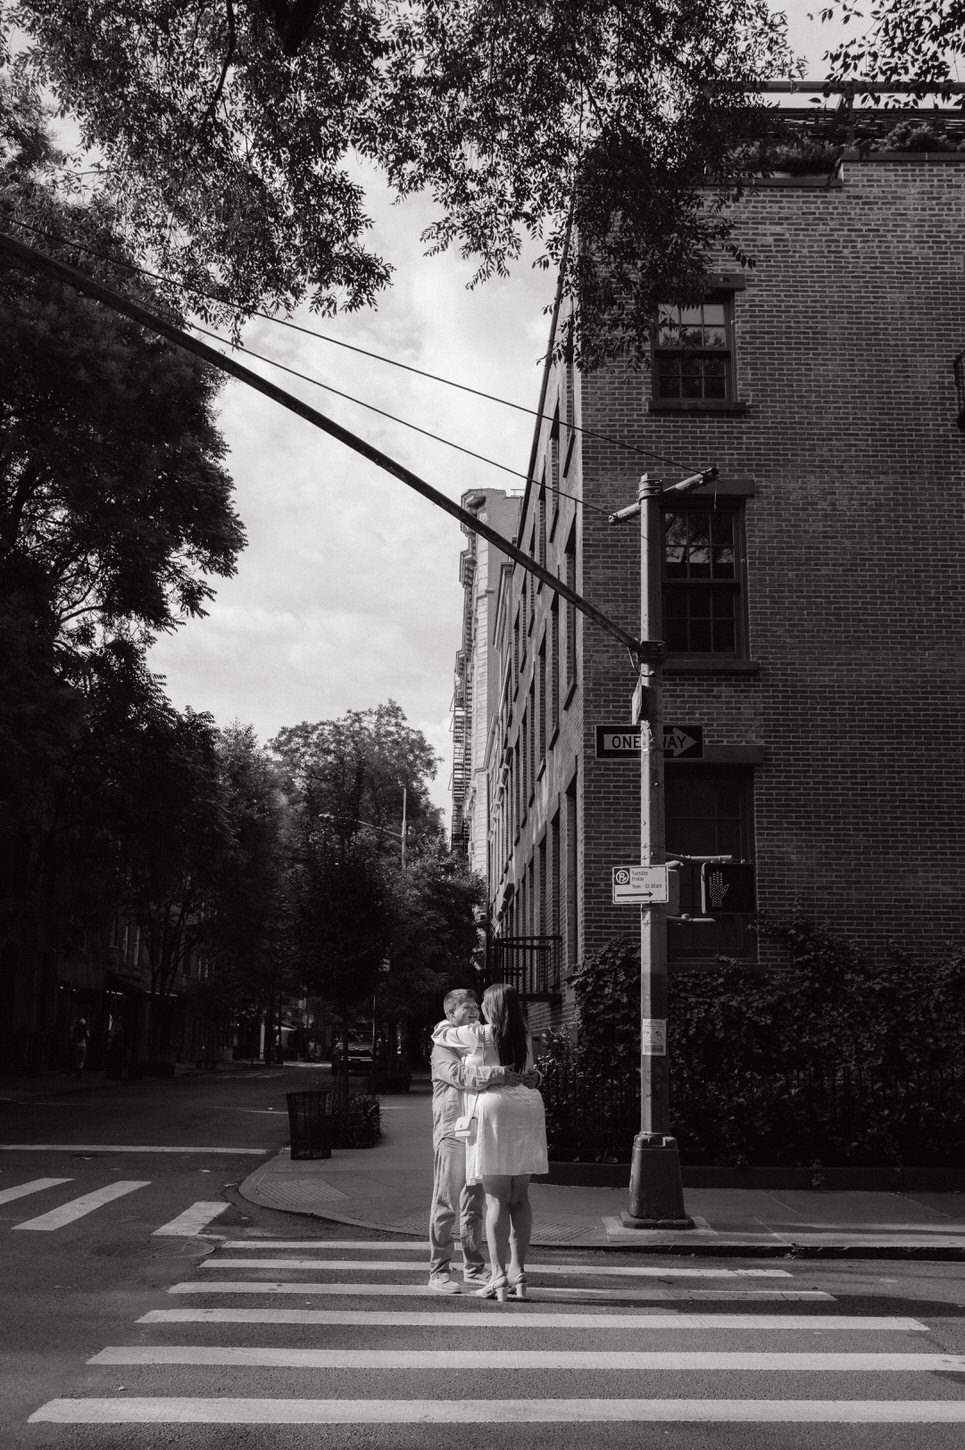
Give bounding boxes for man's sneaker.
[461,1267,489,1285]
[429,1272,461,1294]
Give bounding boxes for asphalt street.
[2,1068,965,1448]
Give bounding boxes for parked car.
[331,1038,373,1074]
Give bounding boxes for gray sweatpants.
[428,1135,485,1276]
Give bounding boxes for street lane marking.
[165,1281,833,1301]
[159,1300,928,1330]
[30,1398,965,1424]
[13,1180,150,1231]
[0,1178,71,1205]
[152,1202,231,1237]
[0,1143,268,1154]
[90,1347,965,1371]
[142,1308,664,1326]
[203,1258,793,1279]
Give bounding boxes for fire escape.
[450,543,476,857]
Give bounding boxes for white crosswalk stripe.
[152,1201,230,1237]
[27,1235,965,1428]
[0,1177,232,1237]
[12,1180,149,1231]
[89,1346,965,1371]
[201,1256,794,1277]
[30,1398,965,1425]
[157,1280,838,1300]
[0,1177,72,1205]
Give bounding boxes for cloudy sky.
[147,6,837,822]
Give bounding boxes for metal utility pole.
[609,469,716,1229]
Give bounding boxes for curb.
[237,1159,965,1261]
[543,1162,965,1194]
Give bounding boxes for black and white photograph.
[2,2,965,1445]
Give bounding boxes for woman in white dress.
[432,981,547,1301]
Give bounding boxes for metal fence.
[537,1056,965,1167]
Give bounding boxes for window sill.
[664,657,760,676]
[649,399,748,415]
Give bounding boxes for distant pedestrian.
[71,1018,89,1080]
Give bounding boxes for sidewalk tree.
[273,702,441,1093]
[193,723,295,1065]
[107,702,226,1060]
[4,2,800,365]
[285,796,396,1100]
[272,700,442,859]
[0,82,246,1056]
[381,846,484,1066]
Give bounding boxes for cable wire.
[190,324,643,517]
[6,216,708,487]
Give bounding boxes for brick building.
[451,490,522,873]
[475,137,965,1032]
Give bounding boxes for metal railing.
[483,935,562,996]
[536,1056,965,1166]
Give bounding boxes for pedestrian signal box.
[700,862,756,914]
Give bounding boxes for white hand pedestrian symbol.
[707,871,730,909]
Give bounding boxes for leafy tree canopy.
[819,1,965,97]
[382,843,484,1024]
[0,77,246,670]
[272,700,441,852]
[0,82,247,984]
[3,1,801,365]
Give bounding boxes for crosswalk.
[0,1173,230,1236]
[25,1234,965,1429]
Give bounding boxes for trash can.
[286,1091,333,1160]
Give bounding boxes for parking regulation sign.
[612,865,670,904]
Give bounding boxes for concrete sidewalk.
[239,1081,965,1260]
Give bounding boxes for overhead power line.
[189,322,612,516]
[7,216,705,483]
[0,230,646,665]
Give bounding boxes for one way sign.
[595,724,703,759]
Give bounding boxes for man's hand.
[499,1068,540,1088]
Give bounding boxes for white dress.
[445,1024,548,1183]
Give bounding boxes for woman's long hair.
[481,983,528,1072]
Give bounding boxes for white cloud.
[151,172,546,814]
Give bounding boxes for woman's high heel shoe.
[475,1273,509,1303]
[508,1273,528,1301]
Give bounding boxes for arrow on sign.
[664,727,701,758]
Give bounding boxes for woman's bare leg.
[480,1174,513,1279]
[507,1174,532,1281]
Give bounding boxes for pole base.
[625,1131,695,1229]
[619,1212,695,1231]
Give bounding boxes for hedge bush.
[539,917,965,1167]
[330,1093,381,1148]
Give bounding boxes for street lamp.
[609,469,716,1229]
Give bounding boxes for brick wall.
[486,155,965,1023]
